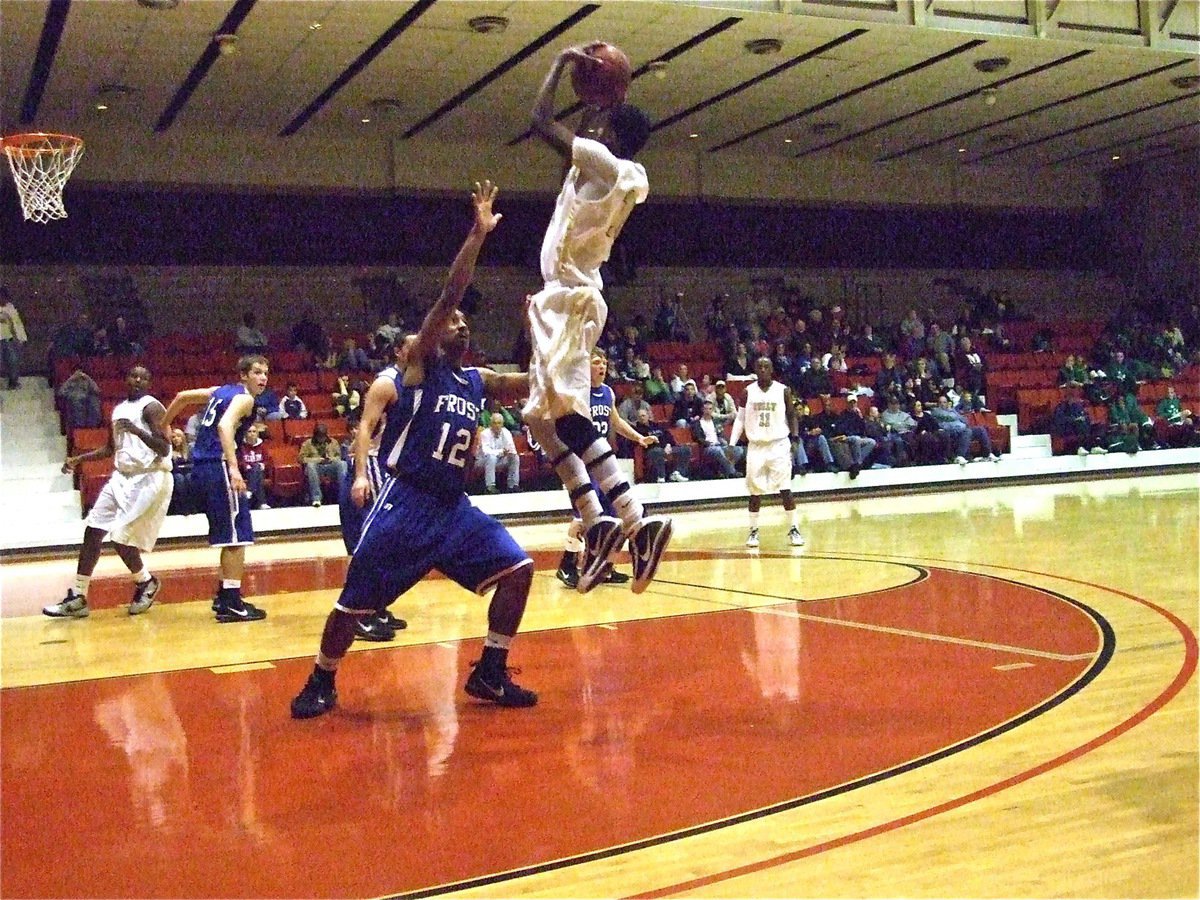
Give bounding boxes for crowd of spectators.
[37,279,1200,512]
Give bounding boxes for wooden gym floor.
[1,472,1196,898]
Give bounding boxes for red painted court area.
[1,565,1101,898]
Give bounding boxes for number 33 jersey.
[380,360,483,500]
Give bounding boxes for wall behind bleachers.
[1,263,1130,375]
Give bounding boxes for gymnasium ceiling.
[1,0,1197,187]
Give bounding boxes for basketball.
[570,42,631,109]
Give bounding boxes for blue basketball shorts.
[336,477,531,613]
[193,459,254,547]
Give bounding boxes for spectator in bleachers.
[797,399,837,473]
[235,311,269,354]
[879,396,917,466]
[1051,391,1108,456]
[669,363,691,397]
[374,311,404,351]
[617,381,651,426]
[1156,385,1195,447]
[1031,326,1055,353]
[1058,354,1089,388]
[909,356,941,405]
[254,383,282,421]
[632,408,691,483]
[299,422,348,507]
[643,365,673,404]
[910,400,949,464]
[238,423,270,510]
[711,380,738,430]
[825,345,849,375]
[862,405,896,468]
[926,321,954,363]
[845,377,874,404]
[746,322,770,359]
[830,395,876,479]
[930,394,1000,465]
[616,346,647,383]
[850,321,885,357]
[698,374,717,404]
[771,342,793,382]
[57,367,103,430]
[724,342,755,379]
[1109,392,1158,452]
[167,427,196,515]
[90,326,111,357]
[797,355,833,401]
[474,413,520,494]
[109,315,142,356]
[55,313,96,360]
[331,368,361,418]
[874,351,906,404]
[672,380,704,427]
[291,308,328,358]
[690,399,742,478]
[806,308,831,353]
[184,410,203,445]
[954,335,989,405]
[338,338,370,372]
[653,291,693,342]
[0,288,27,390]
[704,292,732,342]
[898,308,925,358]
[955,388,987,414]
[279,383,308,420]
[478,397,521,433]
[1104,350,1140,397]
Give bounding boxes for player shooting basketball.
[523,43,672,596]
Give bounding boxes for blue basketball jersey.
[380,360,484,500]
[590,383,615,438]
[191,384,253,462]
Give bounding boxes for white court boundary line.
[750,606,1095,662]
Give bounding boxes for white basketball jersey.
[112,395,170,474]
[743,380,790,442]
[539,137,649,290]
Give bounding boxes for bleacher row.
[50,320,1199,513]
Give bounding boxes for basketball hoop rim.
[0,131,84,152]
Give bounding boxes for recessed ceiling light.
[974,57,1010,73]
[688,133,699,139]
[958,147,966,153]
[95,103,109,111]
[744,38,782,55]
[308,22,322,31]
[361,117,371,124]
[1112,155,1120,160]
[468,15,508,34]
[784,138,793,143]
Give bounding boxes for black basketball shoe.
[464,661,538,708]
[291,671,337,719]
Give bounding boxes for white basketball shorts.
[522,283,607,423]
[85,468,173,553]
[745,438,792,496]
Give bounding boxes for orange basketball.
[570,42,631,109]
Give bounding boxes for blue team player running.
[292,180,537,719]
[163,354,270,622]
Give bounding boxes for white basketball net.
[2,133,84,223]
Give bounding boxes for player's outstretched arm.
[406,181,502,377]
[479,369,529,406]
[161,387,217,432]
[532,46,590,156]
